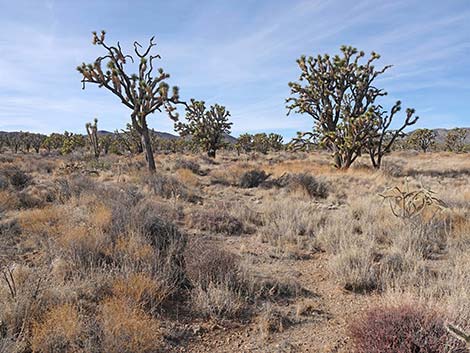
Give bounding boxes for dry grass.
[175,168,200,187]
[257,303,292,338]
[0,190,19,212]
[112,272,173,312]
[31,303,85,353]
[100,298,162,353]
[0,151,469,352]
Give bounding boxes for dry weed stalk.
[2,268,17,299]
[446,323,470,348]
[379,179,447,219]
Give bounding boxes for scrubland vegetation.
[0,149,469,352]
[1,32,469,352]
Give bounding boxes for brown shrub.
[112,272,174,313]
[330,246,378,293]
[185,242,246,319]
[259,198,321,253]
[0,190,20,212]
[257,304,292,337]
[174,158,201,174]
[31,304,85,353]
[284,173,329,199]
[142,172,198,202]
[239,169,269,188]
[175,168,199,187]
[349,303,466,353]
[191,281,245,320]
[0,266,50,346]
[18,183,58,209]
[18,206,67,237]
[0,167,31,190]
[188,208,244,236]
[99,298,162,353]
[185,242,241,290]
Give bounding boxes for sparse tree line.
[1,34,468,170]
[2,126,465,157]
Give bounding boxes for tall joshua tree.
[174,99,232,158]
[86,118,100,159]
[77,30,181,172]
[287,46,417,169]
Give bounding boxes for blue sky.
[0,0,469,139]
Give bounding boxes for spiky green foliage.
[367,102,419,168]
[252,133,270,154]
[408,128,436,153]
[445,128,468,152]
[86,118,100,159]
[174,100,232,158]
[287,45,415,169]
[267,133,284,151]
[114,124,143,154]
[288,131,319,152]
[100,134,113,155]
[77,30,182,172]
[42,133,65,152]
[60,132,85,155]
[235,133,253,154]
[235,133,284,154]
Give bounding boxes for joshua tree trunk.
[369,153,381,169]
[207,148,216,158]
[140,126,156,172]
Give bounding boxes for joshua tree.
[174,99,232,158]
[77,31,182,172]
[86,118,100,159]
[6,133,21,154]
[100,134,113,155]
[252,133,270,154]
[235,133,253,154]
[29,133,46,154]
[445,128,467,152]
[115,124,144,154]
[19,132,32,153]
[408,128,436,153]
[267,133,284,151]
[367,102,419,168]
[61,132,86,155]
[287,46,415,169]
[42,133,65,152]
